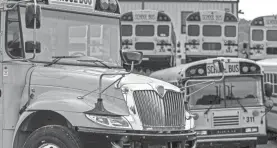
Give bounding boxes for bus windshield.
[188,76,263,109]
[18,7,121,65]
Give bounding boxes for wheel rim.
[38,143,60,148]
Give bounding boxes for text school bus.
[121,9,177,75]
[150,57,274,148]
[0,0,197,148]
[178,10,240,63]
[243,15,277,60]
[256,58,277,139]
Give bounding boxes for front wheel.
[23,125,83,148]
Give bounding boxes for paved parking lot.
[257,140,277,148]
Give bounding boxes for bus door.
[133,22,156,58]
[200,22,222,57]
[132,11,158,58]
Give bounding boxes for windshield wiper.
[227,85,248,112]
[44,56,81,67]
[204,86,220,114]
[77,59,111,69]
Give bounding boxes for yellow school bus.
[150,57,274,148]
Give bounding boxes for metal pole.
[142,0,144,10]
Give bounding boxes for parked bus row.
[121,10,277,75]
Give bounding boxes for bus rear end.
[150,57,273,148]
[248,15,277,60]
[121,10,176,74]
[184,10,239,63]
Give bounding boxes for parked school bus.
[150,57,274,148]
[0,0,197,148]
[243,15,277,60]
[178,10,240,64]
[256,58,277,139]
[120,9,177,75]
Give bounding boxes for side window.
[6,8,24,58]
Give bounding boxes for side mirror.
[243,43,248,49]
[122,51,143,66]
[265,82,273,97]
[25,4,41,29]
[25,41,41,53]
[264,99,274,108]
[213,59,225,73]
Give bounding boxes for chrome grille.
[133,90,185,129]
[213,115,239,127]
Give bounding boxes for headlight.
[245,127,258,133]
[196,130,207,135]
[85,114,132,129]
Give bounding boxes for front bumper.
[196,135,267,148]
[77,126,197,144]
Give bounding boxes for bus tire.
[23,125,83,148]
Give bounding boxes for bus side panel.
[267,97,277,132]
[2,130,13,148]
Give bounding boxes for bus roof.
[15,0,121,17]
[121,9,172,22]
[150,57,261,82]
[251,15,277,27]
[186,10,238,22]
[256,58,277,66]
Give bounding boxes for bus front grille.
[133,90,185,129]
[213,115,239,127]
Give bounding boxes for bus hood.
[29,65,180,115]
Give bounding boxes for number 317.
[246,117,255,122]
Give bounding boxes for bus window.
[224,26,236,37]
[157,25,169,37]
[203,25,221,37]
[6,9,24,58]
[122,25,132,36]
[188,25,199,36]
[252,29,264,41]
[266,30,277,41]
[135,25,154,36]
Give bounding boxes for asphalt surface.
[257,140,277,148]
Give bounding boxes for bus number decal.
[246,117,255,123]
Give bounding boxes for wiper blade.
[232,97,248,112]
[204,104,214,115]
[44,56,81,67]
[77,59,111,69]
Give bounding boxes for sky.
[239,0,277,20]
